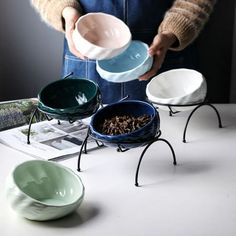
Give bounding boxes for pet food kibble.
[99,114,151,135]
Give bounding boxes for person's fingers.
[63,7,85,59]
[140,32,176,81]
[139,55,160,81]
[138,66,158,81]
[65,22,85,59]
[148,32,177,57]
[139,49,167,81]
[148,35,163,56]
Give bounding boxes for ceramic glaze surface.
[73,12,131,60]
[146,69,207,105]
[96,40,153,83]
[5,160,84,221]
[38,78,101,121]
[89,100,160,148]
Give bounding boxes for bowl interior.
[91,100,156,138]
[147,69,205,104]
[97,41,149,73]
[77,13,131,48]
[39,79,98,110]
[13,160,83,206]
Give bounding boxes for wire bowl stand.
[26,96,177,187]
[77,128,177,187]
[150,99,223,143]
[26,107,81,144]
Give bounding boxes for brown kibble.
[98,114,151,135]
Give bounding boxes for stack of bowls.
[89,100,160,149]
[5,160,84,221]
[38,78,101,122]
[72,12,153,83]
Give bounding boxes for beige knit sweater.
[31,0,216,51]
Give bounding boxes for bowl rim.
[96,40,152,75]
[38,78,100,112]
[90,100,159,139]
[146,68,206,105]
[11,160,85,207]
[75,12,132,50]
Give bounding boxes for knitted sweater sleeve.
[31,0,216,51]
[31,0,82,32]
[158,0,217,51]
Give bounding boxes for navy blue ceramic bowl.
[38,78,101,121]
[89,100,160,148]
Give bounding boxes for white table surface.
[1,104,236,236]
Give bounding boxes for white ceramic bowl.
[96,40,153,83]
[5,160,84,221]
[146,69,207,106]
[73,12,132,60]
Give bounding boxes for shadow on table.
[139,161,214,188]
[32,201,100,228]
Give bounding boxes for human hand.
[139,31,177,81]
[62,7,85,59]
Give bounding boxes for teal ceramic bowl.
[38,78,101,121]
[5,160,84,221]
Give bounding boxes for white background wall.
[0,1,235,102]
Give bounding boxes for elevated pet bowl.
[146,69,222,142]
[77,100,177,187]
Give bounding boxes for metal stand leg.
[27,107,39,144]
[68,118,76,124]
[117,145,129,152]
[183,103,223,143]
[27,108,54,144]
[77,129,89,172]
[135,131,177,187]
[95,140,104,148]
[168,106,180,117]
[77,129,177,188]
[77,129,106,172]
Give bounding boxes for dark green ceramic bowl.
[38,78,101,121]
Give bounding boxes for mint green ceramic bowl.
[5,160,84,221]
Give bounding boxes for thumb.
[148,35,163,56]
[65,19,76,32]
[62,7,80,31]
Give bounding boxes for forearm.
[31,0,82,32]
[158,0,217,51]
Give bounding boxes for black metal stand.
[27,107,76,144]
[181,102,222,143]
[26,94,125,145]
[152,100,223,143]
[77,129,177,187]
[27,71,84,144]
[27,107,40,144]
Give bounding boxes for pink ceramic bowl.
[72,12,132,60]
